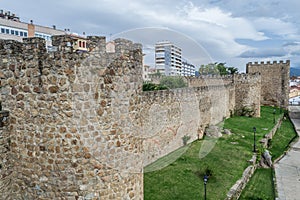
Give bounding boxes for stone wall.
[0,35,289,199]
[234,73,261,117]
[186,75,233,87]
[225,165,257,200]
[246,60,290,109]
[0,110,12,200]
[141,84,235,166]
[0,36,144,199]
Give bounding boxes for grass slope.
[240,116,298,199]
[269,117,298,160]
[144,107,281,200]
[239,168,275,200]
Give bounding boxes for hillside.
[290,67,300,77]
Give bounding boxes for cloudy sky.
[2,0,300,71]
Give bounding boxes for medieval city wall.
[0,35,286,199]
[234,73,261,117]
[141,83,235,166]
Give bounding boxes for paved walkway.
[274,106,300,200]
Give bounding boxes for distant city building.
[181,58,196,76]
[0,9,65,48]
[143,65,151,81]
[155,41,182,76]
[154,41,196,76]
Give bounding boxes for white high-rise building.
[182,58,196,76]
[155,41,182,76]
[155,41,196,76]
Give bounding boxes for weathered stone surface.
[205,125,222,138]
[247,60,290,109]
[260,150,273,168]
[49,85,59,93]
[225,165,257,200]
[223,129,232,135]
[0,36,289,200]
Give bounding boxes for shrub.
[159,76,187,89]
[142,82,168,91]
[182,135,191,146]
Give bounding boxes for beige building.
[0,10,65,48]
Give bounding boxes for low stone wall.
[225,154,257,200]
[260,114,284,148]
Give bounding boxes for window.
[82,41,86,48]
[20,32,23,37]
[79,41,82,47]
[11,30,14,35]
[24,32,27,37]
[5,29,9,34]
[15,31,19,36]
[1,28,4,33]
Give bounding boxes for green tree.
[198,62,238,75]
[160,76,187,89]
[199,63,218,75]
[227,66,239,75]
[216,63,228,75]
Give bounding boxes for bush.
[182,135,191,145]
[159,76,187,89]
[142,82,168,91]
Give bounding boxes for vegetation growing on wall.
[159,76,187,89]
[199,62,238,75]
[143,82,169,91]
[143,76,187,91]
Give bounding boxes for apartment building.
[0,10,65,48]
[155,41,182,76]
[155,41,196,76]
[182,58,196,76]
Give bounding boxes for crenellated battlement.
[233,73,261,82]
[0,35,142,57]
[247,60,290,66]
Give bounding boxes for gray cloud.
[2,0,300,68]
[239,48,286,58]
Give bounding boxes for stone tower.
[246,60,290,109]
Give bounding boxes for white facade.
[181,58,196,76]
[155,41,182,76]
[155,41,196,76]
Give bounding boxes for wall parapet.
[247,60,290,66]
[142,84,233,102]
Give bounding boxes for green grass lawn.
[269,117,298,160]
[144,107,282,200]
[239,116,298,200]
[239,168,275,200]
